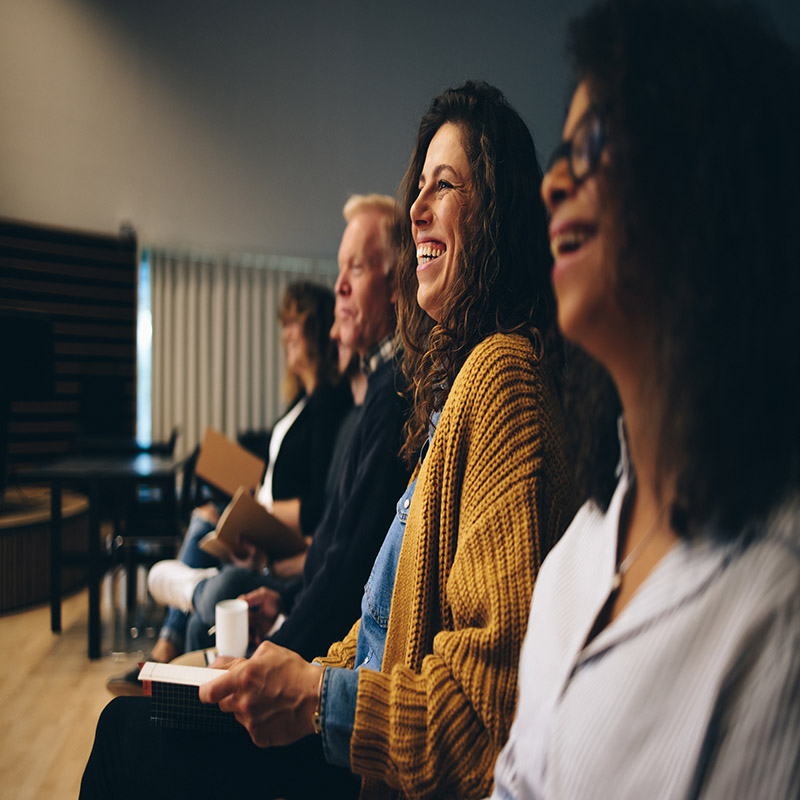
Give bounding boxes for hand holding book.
[229,536,269,572]
[199,487,307,563]
[198,640,323,748]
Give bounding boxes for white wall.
[1,0,798,260]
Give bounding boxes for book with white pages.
[139,661,238,734]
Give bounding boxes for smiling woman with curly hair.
[81,81,578,800]
[394,81,561,468]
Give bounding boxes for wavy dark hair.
[279,280,338,401]
[565,0,800,531]
[561,347,621,512]
[397,81,558,464]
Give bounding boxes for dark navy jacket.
[270,356,412,661]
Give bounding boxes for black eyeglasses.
[546,105,606,185]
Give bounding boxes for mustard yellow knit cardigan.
[317,332,577,799]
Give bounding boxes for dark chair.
[103,429,184,648]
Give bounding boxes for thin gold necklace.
[611,502,670,591]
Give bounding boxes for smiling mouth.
[550,227,595,259]
[416,243,446,263]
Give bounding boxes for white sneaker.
[147,560,219,612]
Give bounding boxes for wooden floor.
[0,583,153,800]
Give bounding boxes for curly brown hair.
[397,81,559,464]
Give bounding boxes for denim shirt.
[319,411,439,768]
[320,478,417,766]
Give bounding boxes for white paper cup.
[215,598,248,657]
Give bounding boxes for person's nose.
[335,271,350,297]
[410,188,431,233]
[541,158,573,216]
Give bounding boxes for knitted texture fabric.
[318,332,577,799]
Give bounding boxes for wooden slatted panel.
[0,218,137,479]
[0,487,89,612]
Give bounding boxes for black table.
[21,453,186,659]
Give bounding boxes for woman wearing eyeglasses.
[491,1,800,798]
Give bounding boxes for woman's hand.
[198,641,322,748]
[241,586,282,644]
[230,537,268,572]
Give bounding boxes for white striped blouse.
[492,454,800,799]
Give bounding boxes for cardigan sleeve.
[348,334,576,799]
[315,619,361,669]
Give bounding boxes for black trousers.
[80,697,361,800]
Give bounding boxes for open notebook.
[199,486,307,562]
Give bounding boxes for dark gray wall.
[0,0,797,258]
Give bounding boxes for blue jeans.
[158,505,224,649]
[186,566,269,651]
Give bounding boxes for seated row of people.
[88,74,575,798]
[113,279,352,678]
[83,0,800,797]
[107,195,411,696]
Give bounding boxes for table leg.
[164,473,179,536]
[49,480,62,633]
[87,479,101,659]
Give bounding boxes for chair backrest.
[146,426,179,456]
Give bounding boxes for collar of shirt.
[577,428,749,667]
[360,334,395,378]
[615,415,631,482]
[418,409,442,467]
